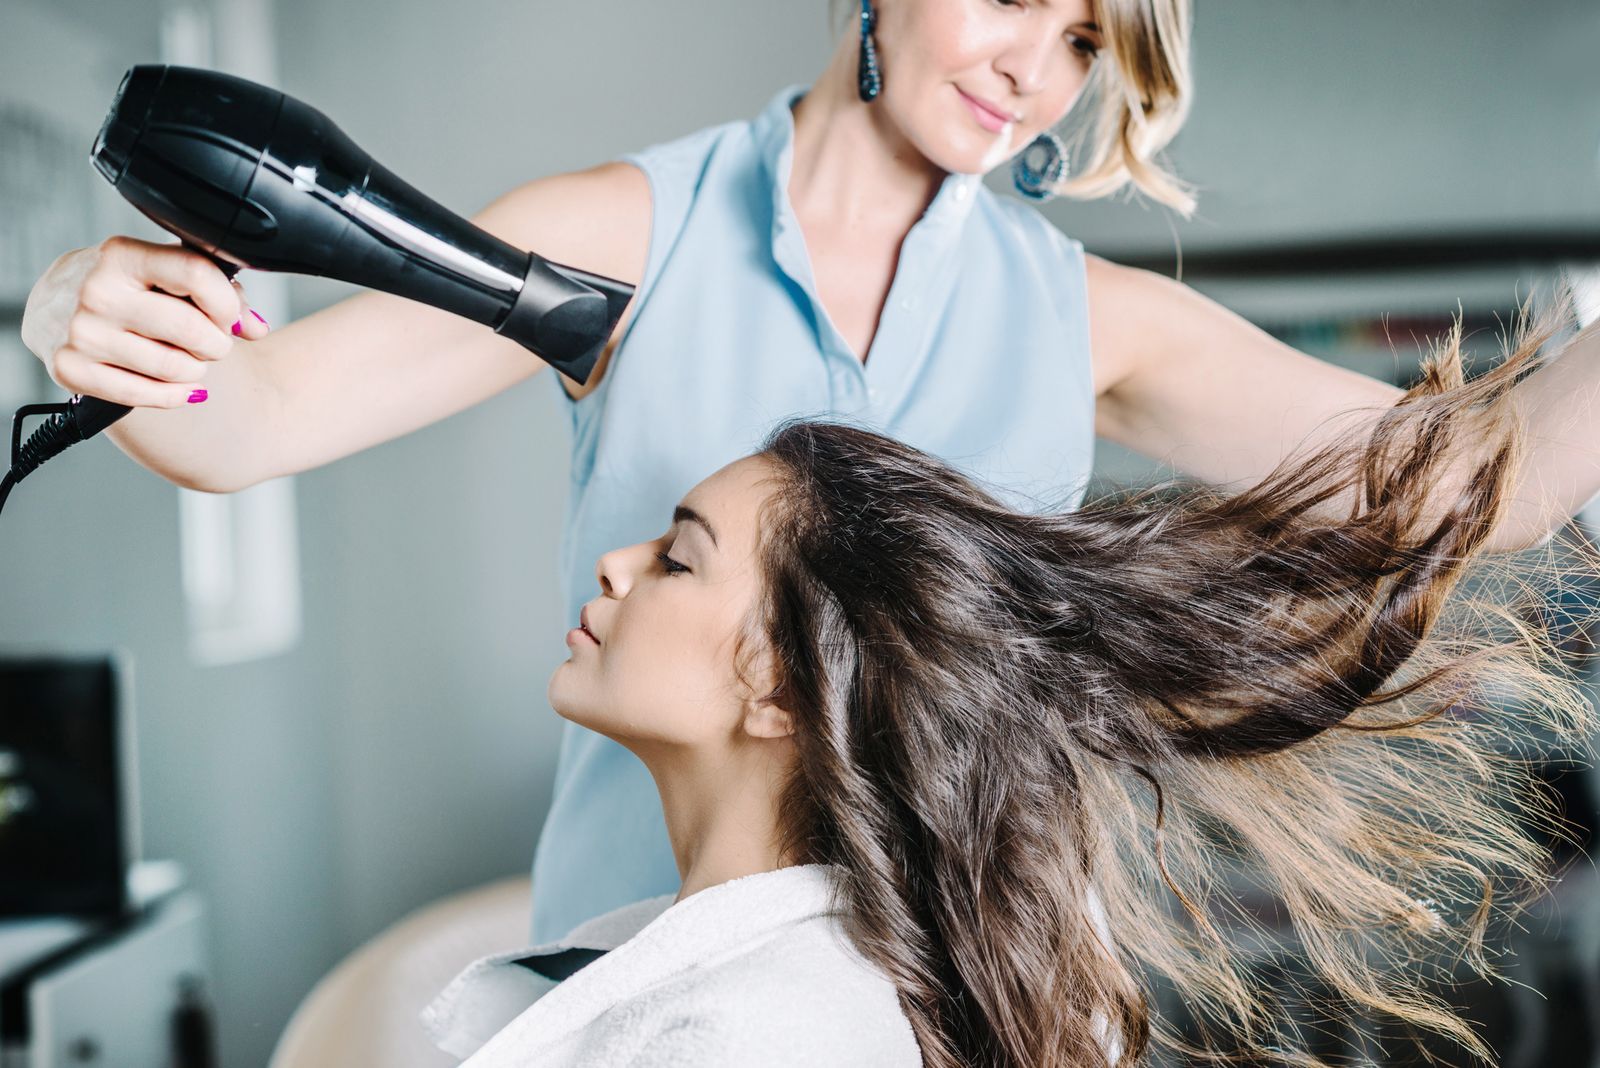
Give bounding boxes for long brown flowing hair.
[746,309,1596,1066]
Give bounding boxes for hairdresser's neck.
[788,44,945,236]
[643,742,793,904]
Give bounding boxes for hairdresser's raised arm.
[1088,255,1600,554]
[1487,316,1600,549]
[18,161,649,493]
[1088,254,1404,495]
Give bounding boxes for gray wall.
[1045,0,1600,253]
[2,2,1596,1067]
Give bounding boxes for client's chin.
[546,664,590,727]
[546,667,640,751]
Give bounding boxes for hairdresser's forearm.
[109,287,567,492]
[101,349,283,493]
[1487,321,1600,552]
[143,156,659,488]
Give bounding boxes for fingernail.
[188,389,209,404]
[250,308,269,327]
[231,320,243,336]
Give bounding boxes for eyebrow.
[673,505,719,548]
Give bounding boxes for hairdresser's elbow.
[174,473,239,495]
[156,457,266,495]
[158,468,230,495]
[183,464,281,495]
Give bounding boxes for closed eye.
[655,551,690,576]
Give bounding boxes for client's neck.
[642,741,794,903]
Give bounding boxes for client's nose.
[594,542,651,598]
[594,550,620,597]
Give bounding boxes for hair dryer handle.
[70,395,135,438]
[61,243,238,448]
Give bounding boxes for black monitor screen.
[0,656,126,917]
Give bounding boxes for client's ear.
[744,698,795,740]
[740,644,794,740]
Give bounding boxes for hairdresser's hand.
[20,236,270,409]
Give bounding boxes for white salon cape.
[422,864,922,1066]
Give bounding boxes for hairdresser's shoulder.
[621,112,749,172]
[471,160,652,290]
[983,187,1086,253]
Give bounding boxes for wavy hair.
[747,310,1595,1066]
[1054,0,1194,214]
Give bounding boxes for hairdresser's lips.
[956,87,1019,134]
[566,605,601,648]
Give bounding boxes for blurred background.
[1,1,1597,1065]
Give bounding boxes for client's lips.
[580,605,600,645]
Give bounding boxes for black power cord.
[0,397,133,519]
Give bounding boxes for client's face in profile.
[547,456,792,758]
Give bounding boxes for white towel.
[422,864,922,1066]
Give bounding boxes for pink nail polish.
[231,320,243,336]
[188,389,209,404]
[250,308,269,327]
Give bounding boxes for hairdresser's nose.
[994,27,1053,98]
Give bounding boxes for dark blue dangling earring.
[1012,130,1068,202]
[857,0,882,103]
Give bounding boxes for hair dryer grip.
[39,243,237,469]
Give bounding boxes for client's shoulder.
[647,911,921,1065]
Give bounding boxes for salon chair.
[267,876,530,1068]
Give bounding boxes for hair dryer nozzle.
[496,256,633,382]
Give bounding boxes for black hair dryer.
[2,64,631,515]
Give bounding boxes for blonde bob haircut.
[1063,0,1194,214]
[832,0,1196,214]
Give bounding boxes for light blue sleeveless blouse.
[530,85,1096,941]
